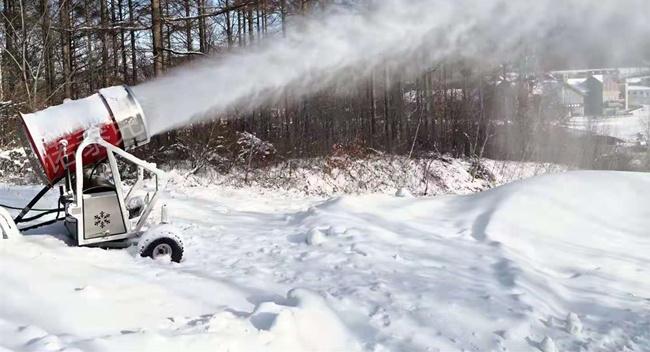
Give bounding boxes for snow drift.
[0,171,649,351]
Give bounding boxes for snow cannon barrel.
[19,85,150,185]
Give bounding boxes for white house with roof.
[628,85,650,105]
[552,74,606,116]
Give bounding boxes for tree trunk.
[118,0,128,82]
[185,0,193,52]
[280,0,286,36]
[165,0,172,66]
[100,0,110,86]
[84,0,95,93]
[111,0,119,79]
[225,0,232,47]
[255,1,260,38]
[2,0,15,93]
[60,0,73,98]
[0,46,4,103]
[197,0,207,52]
[40,0,54,98]
[151,0,164,76]
[369,73,376,142]
[262,0,267,34]
[128,0,137,83]
[384,66,392,152]
[247,5,254,44]
[237,8,242,46]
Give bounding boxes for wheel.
[140,237,183,262]
[138,224,184,263]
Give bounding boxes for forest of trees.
[1,0,643,171]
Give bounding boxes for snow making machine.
[0,85,184,262]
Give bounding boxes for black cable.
[7,175,67,232]
[19,217,63,232]
[16,208,65,223]
[17,197,65,231]
[88,161,105,182]
[0,202,58,212]
[14,185,53,223]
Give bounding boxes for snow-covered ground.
[565,105,650,144]
[1,170,649,352]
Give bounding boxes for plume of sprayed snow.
[132,0,650,137]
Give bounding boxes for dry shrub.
[325,138,373,173]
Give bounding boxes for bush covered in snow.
[166,154,565,197]
[0,139,564,197]
[139,126,278,175]
[0,148,38,184]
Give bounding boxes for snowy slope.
[0,171,649,352]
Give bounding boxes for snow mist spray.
[132,0,650,137]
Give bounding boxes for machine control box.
[82,191,127,239]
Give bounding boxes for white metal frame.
[70,129,167,246]
[0,207,20,239]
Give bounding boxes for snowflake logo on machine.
[94,211,111,229]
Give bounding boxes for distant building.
[548,74,604,116]
[503,67,649,118]
[628,86,650,105]
[602,75,622,104]
[626,76,650,107]
[583,76,604,116]
[548,67,650,116]
[557,82,585,116]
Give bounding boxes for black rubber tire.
[140,237,184,263]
